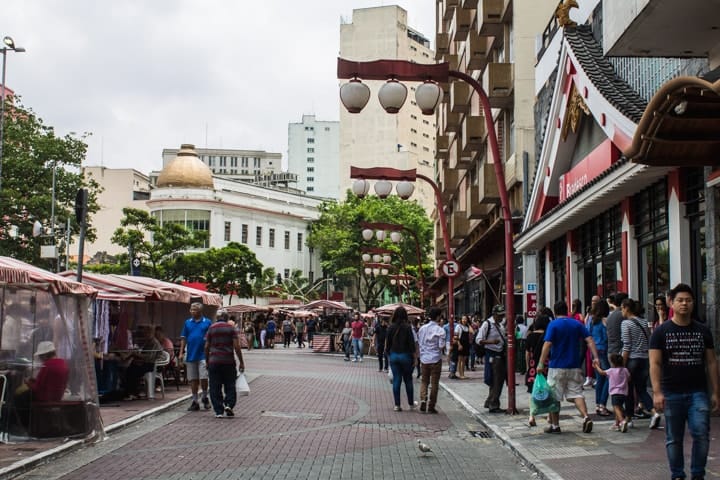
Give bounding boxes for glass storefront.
[685,168,707,321]
[576,205,622,306]
[152,209,211,248]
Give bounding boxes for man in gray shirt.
[606,293,628,356]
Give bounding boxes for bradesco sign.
[558,139,619,203]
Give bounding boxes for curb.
[0,394,192,480]
[440,381,563,480]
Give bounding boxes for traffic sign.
[131,257,142,276]
[441,260,460,278]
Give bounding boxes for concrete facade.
[287,115,340,199]
[339,6,437,213]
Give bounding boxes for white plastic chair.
[144,351,170,399]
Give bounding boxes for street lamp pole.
[0,36,26,197]
[339,58,518,413]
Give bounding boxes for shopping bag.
[236,371,250,396]
[530,373,559,416]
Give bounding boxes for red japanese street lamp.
[362,246,413,303]
[361,221,425,304]
[339,58,518,413]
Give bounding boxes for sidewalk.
[439,367,720,480]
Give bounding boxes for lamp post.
[350,165,459,341]
[0,36,26,197]
[339,58,518,413]
[361,221,425,305]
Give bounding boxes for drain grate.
[469,430,493,438]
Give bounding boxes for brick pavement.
[9,348,533,480]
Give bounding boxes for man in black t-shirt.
[306,317,317,348]
[649,283,719,480]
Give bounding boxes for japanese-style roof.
[0,257,97,297]
[564,25,647,123]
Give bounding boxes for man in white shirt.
[417,307,446,414]
[477,305,507,413]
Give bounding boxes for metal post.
[51,161,57,271]
[0,48,7,197]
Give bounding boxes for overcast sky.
[1,1,434,173]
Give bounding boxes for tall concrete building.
[287,115,340,199]
[432,0,557,318]
[339,6,437,211]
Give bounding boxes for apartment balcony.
[439,165,460,200]
[478,161,500,205]
[443,0,458,22]
[501,0,512,23]
[448,136,471,170]
[504,152,521,189]
[436,32,450,55]
[451,6,475,39]
[478,0,504,37]
[450,210,469,244]
[467,185,494,219]
[461,114,486,152]
[457,136,475,168]
[436,134,450,162]
[466,30,491,71]
[442,103,462,133]
[435,237,447,259]
[483,62,514,109]
[450,81,471,114]
[462,0,479,8]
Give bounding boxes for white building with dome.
[85,145,324,284]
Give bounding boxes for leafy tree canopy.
[0,98,100,269]
[307,192,433,309]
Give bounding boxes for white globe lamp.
[340,78,371,114]
[415,80,443,115]
[374,180,393,199]
[396,181,415,200]
[378,78,408,114]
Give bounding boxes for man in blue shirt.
[538,300,600,434]
[179,303,212,411]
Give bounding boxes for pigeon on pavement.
[417,439,433,456]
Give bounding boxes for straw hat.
[34,341,56,357]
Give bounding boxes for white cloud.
[1,1,434,173]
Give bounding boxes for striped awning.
[0,257,97,296]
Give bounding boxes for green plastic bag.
[253,338,259,348]
[530,373,559,416]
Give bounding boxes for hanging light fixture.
[374,180,393,198]
[391,278,397,285]
[390,231,402,243]
[362,228,374,241]
[372,254,382,263]
[372,268,380,276]
[381,268,389,276]
[362,253,371,262]
[339,78,371,113]
[375,230,386,241]
[415,80,443,115]
[383,254,392,264]
[378,78,407,113]
[352,179,371,198]
[396,181,415,200]
[364,267,372,275]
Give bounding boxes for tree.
[110,208,208,280]
[0,98,100,269]
[252,267,280,303]
[178,243,262,304]
[306,192,433,310]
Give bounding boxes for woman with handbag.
[386,306,418,411]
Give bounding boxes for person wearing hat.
[14,341,70,427]
[475,305,508,413]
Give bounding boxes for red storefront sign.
[526,293,538,318]
[558,139,619,202]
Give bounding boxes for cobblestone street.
[15,348,533,480]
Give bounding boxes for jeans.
[208,364,238,415]
[420,360,442,408]
[389,351,414,407]
[594,350,609,407]
[343,339,351,359]
[664,391,710,479]
[376,344,387,370]
[352,338,363,360]
[627,357,653,412]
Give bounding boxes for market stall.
[0,257,102,441]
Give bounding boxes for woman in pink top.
[594,352,631,432]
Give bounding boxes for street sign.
[526,293,538,318]
[526,283,537,292]
[131,257,142,276]
[441,260,460,278]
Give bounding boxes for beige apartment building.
[339,6,437,213]
[83,167,152,258]
[432,0,557,318]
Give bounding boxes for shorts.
[547,367,584,401]
[185,360,208,381]
[610,394,627,407]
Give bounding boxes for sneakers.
[582,416,593,433]
[420,401,427,412]
[359,358,363,363]
[409,401,419,410]
[215,414,224,418]
[626,420,634,429]
[649,412,661,429]
[351,359,358,362]
[393,406,402,412]
[224,406,234,417]
[596,406,611,416]
[609,424,621,432]
[427,407,439,414]
[188,401,200,411]
[582,377,593,388]
[202,397,211,410]
[544,425,561,434]
[620,420,629,433]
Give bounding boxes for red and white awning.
[0,257,97,296]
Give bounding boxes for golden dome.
[156,144,214,189]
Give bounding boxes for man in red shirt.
[350,313,367,363]
[205,311,246,418]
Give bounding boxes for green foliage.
[0,98,100,269]
[306,192,433,309]
[252,267,280,302]
[110,208,208,280]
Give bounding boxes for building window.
[241,157,248,168]
[411,128,417,134]
[154,209,211,248]
[284,231,290,250]
[307,167,314,172]
[307,177,314,182]
[241,224,248,244]
[256,226,262,246]
[307,138,315,144]
[224,221,231,242]
[307,157,314,163]
[231,157,237,167]
[307,187,314,192]
[297,233,303,252]
[325,127,330,131]
[284,268,290,279]
[307,148,314,153]
[269,228,275,248]
[254,158,261,168]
